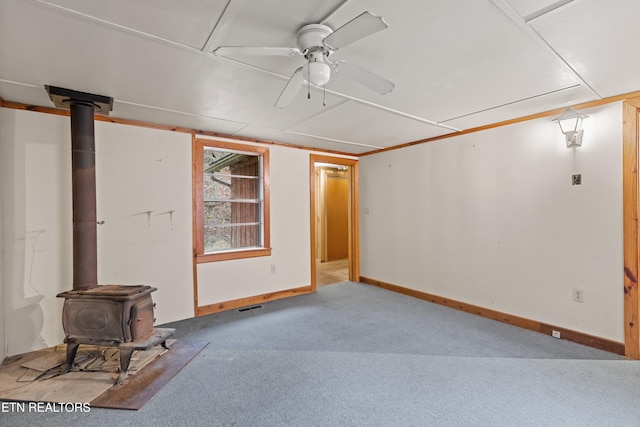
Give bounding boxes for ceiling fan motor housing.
[296,24,332,53]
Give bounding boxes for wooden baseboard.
[360,276,625,356]
[196,285,313,317]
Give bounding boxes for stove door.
[63,299,125,342]
[130,295,155,340]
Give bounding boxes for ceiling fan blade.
[322,11,388,50]
[275,66,306,108]
[214,46,301,57]
[333,61,395,95]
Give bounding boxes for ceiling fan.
[213,11,395,108]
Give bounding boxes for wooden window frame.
[194,138,271,263]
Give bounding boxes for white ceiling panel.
[0,80,53,107]
[530,0,640,98]
[234,126,374,155]
[0,0,345,132]
[111,101,246,136]
[208,0,343,50]
[317,0,584,124]
[40,0,227,50]
[171,57,350,129]
[0,0,206,104]
[288,101,454,147]
[442,84,595,130]
[2,0,639,155]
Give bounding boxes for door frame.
[309,154,359,291]
[623,97,640,358]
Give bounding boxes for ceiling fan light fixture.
[227,11,393,108]
[307,61,331,86]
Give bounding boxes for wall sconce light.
[553,108,588,148]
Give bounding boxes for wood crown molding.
[360,89,640,156]
[5,89,640,158]
[0,99,355,156]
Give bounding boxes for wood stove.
[57,285,173,384]
[59,285,156,343]
[47,86,174,385]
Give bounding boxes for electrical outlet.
[270,264,276,274]
[552,330,561,339]
[573,289,584,303]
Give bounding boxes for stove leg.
[65,342,80,372]
[117,348,134,385]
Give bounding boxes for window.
[194,138,270,262]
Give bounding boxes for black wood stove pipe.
[45,85,113,291]
[70,102,98,291]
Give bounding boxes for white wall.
[0,107,335,357]
[196,142,311,305]
[359,102,624,342]
[1,109,70,356]
[94,121,194,326]
[0,108,194,356]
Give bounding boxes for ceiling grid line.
[523,0,576,23]
[439,84,582,124]
[214,55,461,132]
[34,0,203,56]
[319,0,352,25]
[282,98,352,130]
[490,0,602,99]
[0,79,40,89]
[4,0,639,154]
[284,130,383,149]
[200,0,239,53]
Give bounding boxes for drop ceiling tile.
[207,0,349,88]
[0,0,206,103]
[40,0,227,49]
[530,0,640,98]
[0,0,343,133]
[111,101,246,135]
[0,81,52,107]
[173,56,350,129]
[442,84,595,130]
[289,101,454,148]
[3,0,638,152]
[234,126,373,155]
[321,0,583,124]
[209,0,342,49]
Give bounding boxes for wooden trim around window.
[193,138,271,263]
[196,248,272,263]
[191,131,200,316]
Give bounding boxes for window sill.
[196,248,272,263]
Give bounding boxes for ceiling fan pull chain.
[307,56,311,100]
[323,85,326,106]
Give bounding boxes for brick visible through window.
[194,138,271,262]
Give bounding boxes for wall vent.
[237,305,263,312]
